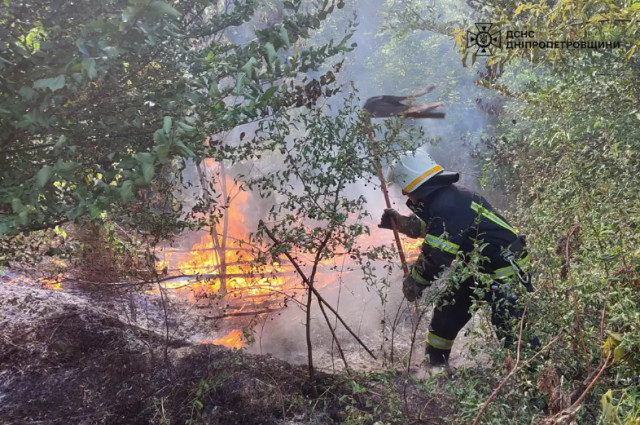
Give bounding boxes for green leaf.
[155,142,171,163]
[35,166,54,187]
[177,121,196,133]
[122,6,137,23]
[153,128,169,144]
[149,1,181,17]
[135,152,154,164]
[11,198,24,214]
[261,86,278,104]
[33,75,66,92]
[66,206,84,220]
[19,86,36,100]
[55,161,80,175]
[101,46,120,59]
[235,72,246,94]
[163,116,172,133]
[89,205,102,219]
[240,57,258,78]
[120,180,134,202]
[264,42,277,66]
[173,140,194,158]
[141,162,154,183]
[82,58,98,80]
[279,26,290,48]
[54,135,67,151]
[17,210,29,226]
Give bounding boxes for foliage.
[451,0,640,423]
[0,0,351,258]
[237,90,417,378]
[380,0,640,423]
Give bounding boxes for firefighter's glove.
[379,209,425,238]
[402,270,431,302]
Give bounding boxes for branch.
[539,351,613,424]
[569,351,612,409]
[472,323,563,425]
[259,219,377,360]
[565,221,590,375]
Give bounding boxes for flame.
[153,158,425,314]
[198,329,244,349]
[155,169,292,303]
[35,272,64,290]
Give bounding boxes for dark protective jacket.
[406,183,529,284]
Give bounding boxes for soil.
[0,277,447,425]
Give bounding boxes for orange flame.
[154,158,424,309]
[198,329,244,349]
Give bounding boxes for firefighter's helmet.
[388,147,444,193]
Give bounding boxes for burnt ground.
[0,281,448,425]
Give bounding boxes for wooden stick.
[366,125,409,276]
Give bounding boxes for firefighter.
[379,147,534,367]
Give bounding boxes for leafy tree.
[234,92,413,380]
[0,0,351,253]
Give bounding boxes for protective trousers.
[425,276,524,365]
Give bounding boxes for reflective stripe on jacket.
[407,184,527,283]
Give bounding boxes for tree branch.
[259,219,377,360]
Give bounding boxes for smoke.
[244,0,507,367]
[163,0,506,370]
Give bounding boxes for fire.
[153,158,425,314]
[3,272,64,291]
[198,329,244,349]
[154,168,294,304]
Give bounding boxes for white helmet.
[388,147,443,193]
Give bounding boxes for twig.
[202,308,282,320]
[516,307,526,363]
[156,278,170,363]
[472,313,564,425]
[568,352,608,402]
[565,221,590,375]
[541,351,613,424]
[570,351,612,408]
[419,397,435,422]
[406,301,429,373]
[263,371,287,419]
[317,296,351,374]
[389,297,407,364]
[305,268,315,382]
[259,220,376,360]
[403,302,430,419]
[599,283,611,361]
